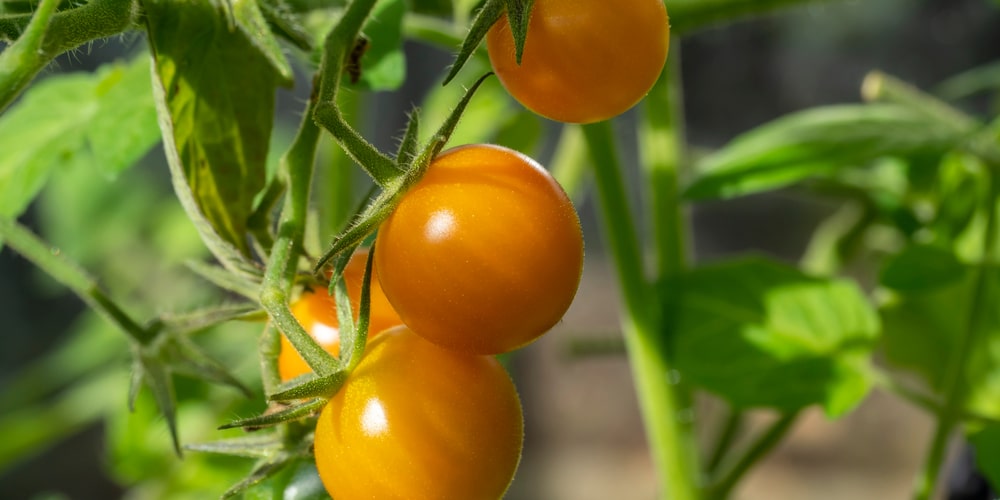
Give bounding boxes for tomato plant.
[374,144,584,355]
[313,326,523,500]
[4,0,1000,499]
[486,0,670,124]
[278,250,401,381]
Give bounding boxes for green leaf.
[674,256,879,417]
[0,56,158,219]
[882,268,1000,418]
[936,60,1000,101]
[232,0,295,84]
[686,104,969,201]
[880,244,967,292]
[85,57,161,177]
[969,423,1000,493]
[146,0,280,256]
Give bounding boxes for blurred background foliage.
[1,0,999,498]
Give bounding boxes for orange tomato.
[487,0,670,123]
[313,326,523,500]
[374,144,584,355]
[278,250,401,381]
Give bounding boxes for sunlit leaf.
[0,56,158,219]
[675,256,879,417]
[146,0,280,256]
[686,105,968,200]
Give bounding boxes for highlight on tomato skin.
[313,326,524,500]
[486,0,670,124]
[374,143,584,355]
[277,250,402,381]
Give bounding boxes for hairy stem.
[0,0,136,111]
[259,97,338,377]
[0,218,153,345]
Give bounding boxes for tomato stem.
[582,120,702,500]
[707,411,799,498]
[313,0,402,187]
[0,218,155,346]
[705,407,744,476]
[914,169,999,500]
[260,95,340,379]
[0,0,135,112]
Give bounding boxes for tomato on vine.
[313,326,523,500]
[487,0,670,124]
[374,144,584,355]
[278,250,401,381]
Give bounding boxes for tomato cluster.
[284,143,582,499]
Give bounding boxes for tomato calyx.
[312,71,494,273]
[443,0,533,85]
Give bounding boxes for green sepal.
[130,346,182,455]
[502,0,534,64]
[222,458,300,499]
[396,109,421,167]
[155,302,263,335]
[161,334,254,398]
[185,259,262,301]
[219,398,326,430]
[442,0,504,85]
[184,433,284,459]
[313,72,495,272]
[269,370,349,401]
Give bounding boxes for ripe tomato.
[313,326,523,500]
[278,250,401,381]
[486,0,670,124]
[374,144,583,355]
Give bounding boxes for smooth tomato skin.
[278,250,401,381]
[374,144,583,355]
[487,0,670,124]
[313,326,523,500]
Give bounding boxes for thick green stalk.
[0,0,135,112]
[0,218,154,345]
[582,121,701,500]
[640,42,686,286]
[914,172,999,500]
